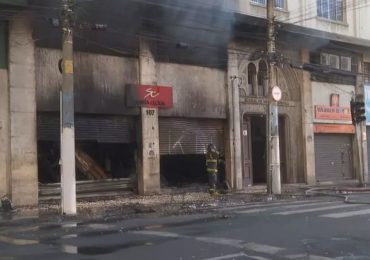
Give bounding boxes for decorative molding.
[240,97,296,107]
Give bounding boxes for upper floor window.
[321,52,351,71]
[247,63,257,96]
[275,0,285,9]
[365,62,370,84]
[317,0,344,21]
[251,0,285,9]
[257,61,267,97]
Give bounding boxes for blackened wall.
[36,48,227,119]
[35,48,139,115]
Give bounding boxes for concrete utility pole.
[352,93,367,186]
[266,0,281,195]
[355,119,365,186]
[60,0,76,215]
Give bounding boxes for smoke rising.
[30,0,237,68]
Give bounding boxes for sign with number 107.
[146,109,155,116]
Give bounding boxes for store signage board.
[315,105,352,121]
[126,85,173,109]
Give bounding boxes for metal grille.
[159,118,224,155]
[38,113,135,143]
[314,134,353,182]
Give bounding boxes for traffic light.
[350,99,356,125]
[355,101,366,123]
[350,99,366,124]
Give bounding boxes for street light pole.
[60,0,76,215]
[267,0,281,195]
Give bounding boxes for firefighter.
[206,144,219,195]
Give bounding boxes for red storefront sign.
[126,85,173,109]
[315,105,352,121]
[314,124,355,134]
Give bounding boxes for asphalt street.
[1,196,370,260]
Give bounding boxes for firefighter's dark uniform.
[206,144,219,194]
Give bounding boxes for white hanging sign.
[272,86,282,102]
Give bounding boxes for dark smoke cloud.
[30,0,236,68]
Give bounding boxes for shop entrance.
[37,113,137,184]
[242,115,287,186]
[159,118,225,187]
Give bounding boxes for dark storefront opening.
[159,118,225,187]
[160,154,226,187]
[37,113,136,184]
[38,141,136,184]
[160,155,207,186]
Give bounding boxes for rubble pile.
[3,185,306,219]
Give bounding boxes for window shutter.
[340,56,351,72]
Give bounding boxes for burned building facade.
[1,0,370,206]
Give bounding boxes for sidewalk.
[0,184,309,220]
[3,181,368,224]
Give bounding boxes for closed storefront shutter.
[159,118,224,155]
[38,113,135,143]
[314,134,354,182]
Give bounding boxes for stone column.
[0,21,10,198]
[8,13,38,206]
[301,48,316,185]
[226,49,243,190]
[137,38,160,195]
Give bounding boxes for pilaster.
[301,48,316,185]
[8,13,38,206]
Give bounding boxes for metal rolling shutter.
[37,114,60,141]
[37,113,135,143]
[159,118,224,155]
[314,134,353,182]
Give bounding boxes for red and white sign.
[127,85,173,109]
[315,105,352,121]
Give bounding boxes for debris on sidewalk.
[7,184,307,220]
[66,189,300,217]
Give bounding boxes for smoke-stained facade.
[1,0,370,205]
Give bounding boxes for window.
[250,0,285,9]
[275,0,284,9]
[321,52,351,71]
[257,61,267,97]
[321,53,339,69]
[365,62,370,84]
[340,56,351,71]
[246,62,267,97]
[247,63,257,96]
[317,0,344,21]
[251,0,266,5]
